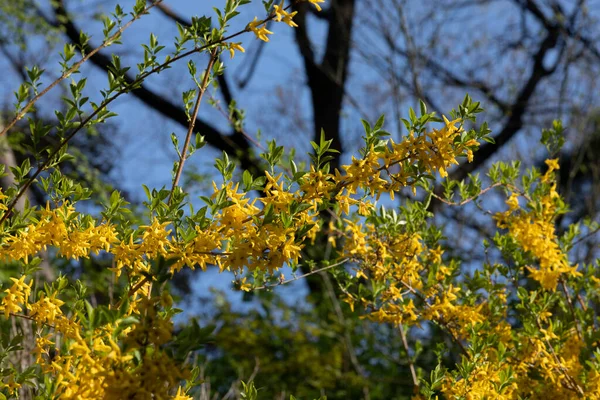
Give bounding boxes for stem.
[169,49,218,203]
[114,276,151,310]
[399,323,419,388]
[0,0,163,138]
[559,278,583,339]
[429,182,503,207]
[9,313,55,329]
[535,318,584,397]
[398,279,472,360]
[208,92,264,150]
[252,259,348,290]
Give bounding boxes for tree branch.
[449,25,561,182]
[53,0,261,176]
[156,3,235,106]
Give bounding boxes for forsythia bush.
[0,0,598,399]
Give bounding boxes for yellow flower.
[228,42,245,58]
[33,334,54,364]
[545,158,560,171]
[496,188,580,291]
[260,171,295,211]
[429,246,444,264]
[1,275,32,318]
[355,268,368,280]
[28,292,65,324]
[466,149,474,162]
[307,0,325,11]
[238,277,252,292]
[248,17,273,42]
[341,152,383,194]
[137,218,172,258]
[506,193,520,210]
[0,188,7,211]
[3,375,21,396]
[343,295,355,312]
[273,2,298,27]
[542,158,560,182]
[173,386,193,400]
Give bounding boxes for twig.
[252,258,348,291]
[569,223,600,249]
[207,93,264,150]
[397,279,472,360]
[430,182,503,207]
[559,278,582,339]
[9,313,55,329]
[169,49,219,203]
[399,323,419,389]
[0,0,163,137]
[114,275,152,310]
[4,0,302,227]
[535,318,584,397]
[321,269,368,379]
[2,1,302,227]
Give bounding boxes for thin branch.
[252,258,349,291]
[0,43,204,226]
[447,16,562,184]
[397,5,424,102]
[398,323,419,389]
[52,0,273,180]
[321,268,369,386]
[430,182,503,207]
[559,278,582,339]
[208,93,264,150]
[9,313,54,329]
[569,224,600,249]
[535,317,585,397]
[156,2,236,106]
[169,49,219,202]
[397,279,471,360]
[0,0,163,138]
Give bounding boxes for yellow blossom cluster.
[441,360,518,399]
[1,275,31,317]
[339,116,478,202]
[246,0,326,44]
[495,159,580,290]
[426,159,600,399]
[383,116,478,179]
[439,323,600,399]
[247,17,274,41]
[273,2,298,27]
[1,116,474,281]
[0,203,194,398]
[1,203,118,263]
[3,278,190,399]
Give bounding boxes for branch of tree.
[53,0,262,176]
